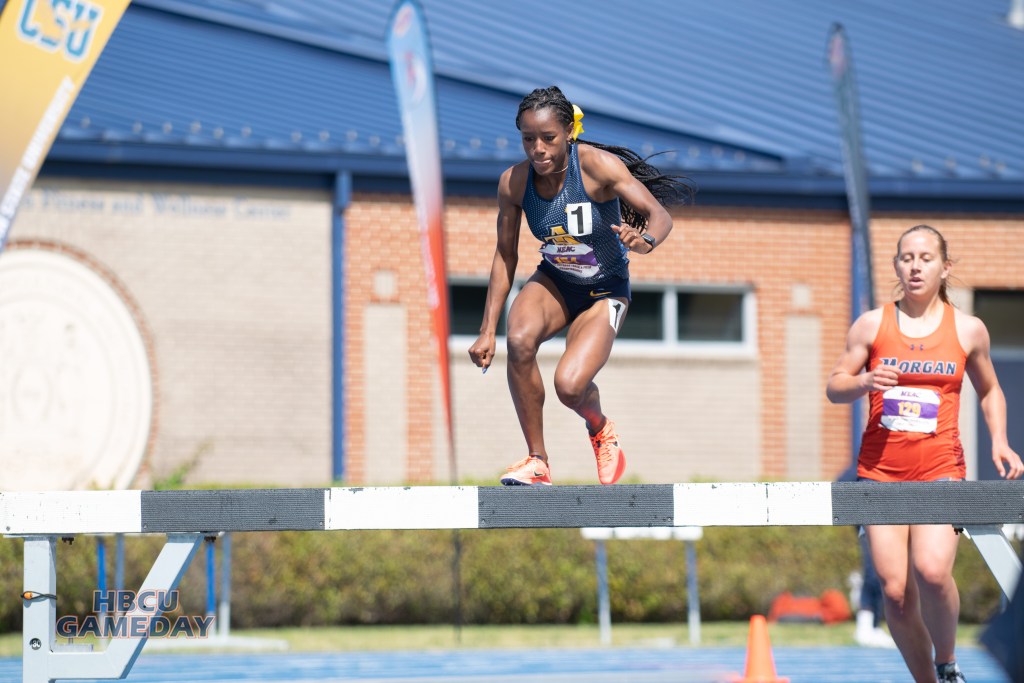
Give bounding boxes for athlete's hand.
[612,224,654,254]
[468,334,496,374]
[993,444,1024,479]
[861,364,899,392]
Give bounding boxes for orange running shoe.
[499,455,552,486]
[590,419,626,485]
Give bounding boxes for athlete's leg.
[553,297,627,432]
[505,271,570,461]
[909,523,961,666]
[866,524,936,682]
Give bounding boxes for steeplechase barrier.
[4,480,1023,683]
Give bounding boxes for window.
[449,282,506,336]
[677,291,744,342]
[449,280,754,353]
[973,290,1024,347]
[616,290,662,340]
[621,285,751,348]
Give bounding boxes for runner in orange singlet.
[827,225,1023,683]
[855,296,967,484]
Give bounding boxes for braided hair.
[515,86,696,232]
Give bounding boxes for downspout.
[332,171,352,482]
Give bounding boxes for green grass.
[0,622,988,657]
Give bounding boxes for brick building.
[2,0,1022,489]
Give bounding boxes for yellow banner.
[0,0,131,250]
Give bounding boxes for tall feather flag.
[387,0,462,637]
[386,0,456,480]
[826,23,874,456]
[0,0,132,255]
[827,23,875,321]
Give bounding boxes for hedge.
[0,525,1009,632]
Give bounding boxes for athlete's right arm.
[468,166,523,372]
[826,309,896,403]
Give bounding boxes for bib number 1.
[566,202,593,237]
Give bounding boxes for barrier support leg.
[22,533,203,683]
[685,539,701,645]
[218,532,232,639]
[595,539,611,646]
[962,525,1022,602]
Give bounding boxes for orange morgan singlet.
[857,302,968,482]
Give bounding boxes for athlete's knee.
[913,561,954,589]
[506,328,541,364]
[879,577,911,611]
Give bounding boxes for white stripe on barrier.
[672,482,833,526]
[767,481,833,526]
[0,491,142,535]
[581,526,703,541]
[325,486,479,530]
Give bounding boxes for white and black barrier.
[4,481,1023,683]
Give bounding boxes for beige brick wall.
[447,347,761,484]
[7,179,1022,488]
[9,179,333,487]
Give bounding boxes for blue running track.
[0,646,1011,682]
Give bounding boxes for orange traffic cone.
[733,615,789,683]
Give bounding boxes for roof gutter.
[42,141,1024,209]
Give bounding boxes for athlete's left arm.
[963,314,1024,479]
[587,148,672,253]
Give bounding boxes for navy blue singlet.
[522,143,629,287]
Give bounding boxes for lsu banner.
[387,0,456,476]
[0,0,131,253]
[826,23,874,321]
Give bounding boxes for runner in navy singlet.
[468,86,694,486]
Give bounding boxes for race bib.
[538,242,601,278]
[880,386,939,433]
[565,202,593,236]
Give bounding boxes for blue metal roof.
[34,0,1024,199]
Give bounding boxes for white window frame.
[615,282,757,359]
[448,279,757,360]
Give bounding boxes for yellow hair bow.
[571,104,584,140]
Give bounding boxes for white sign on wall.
[0,247,153,491]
